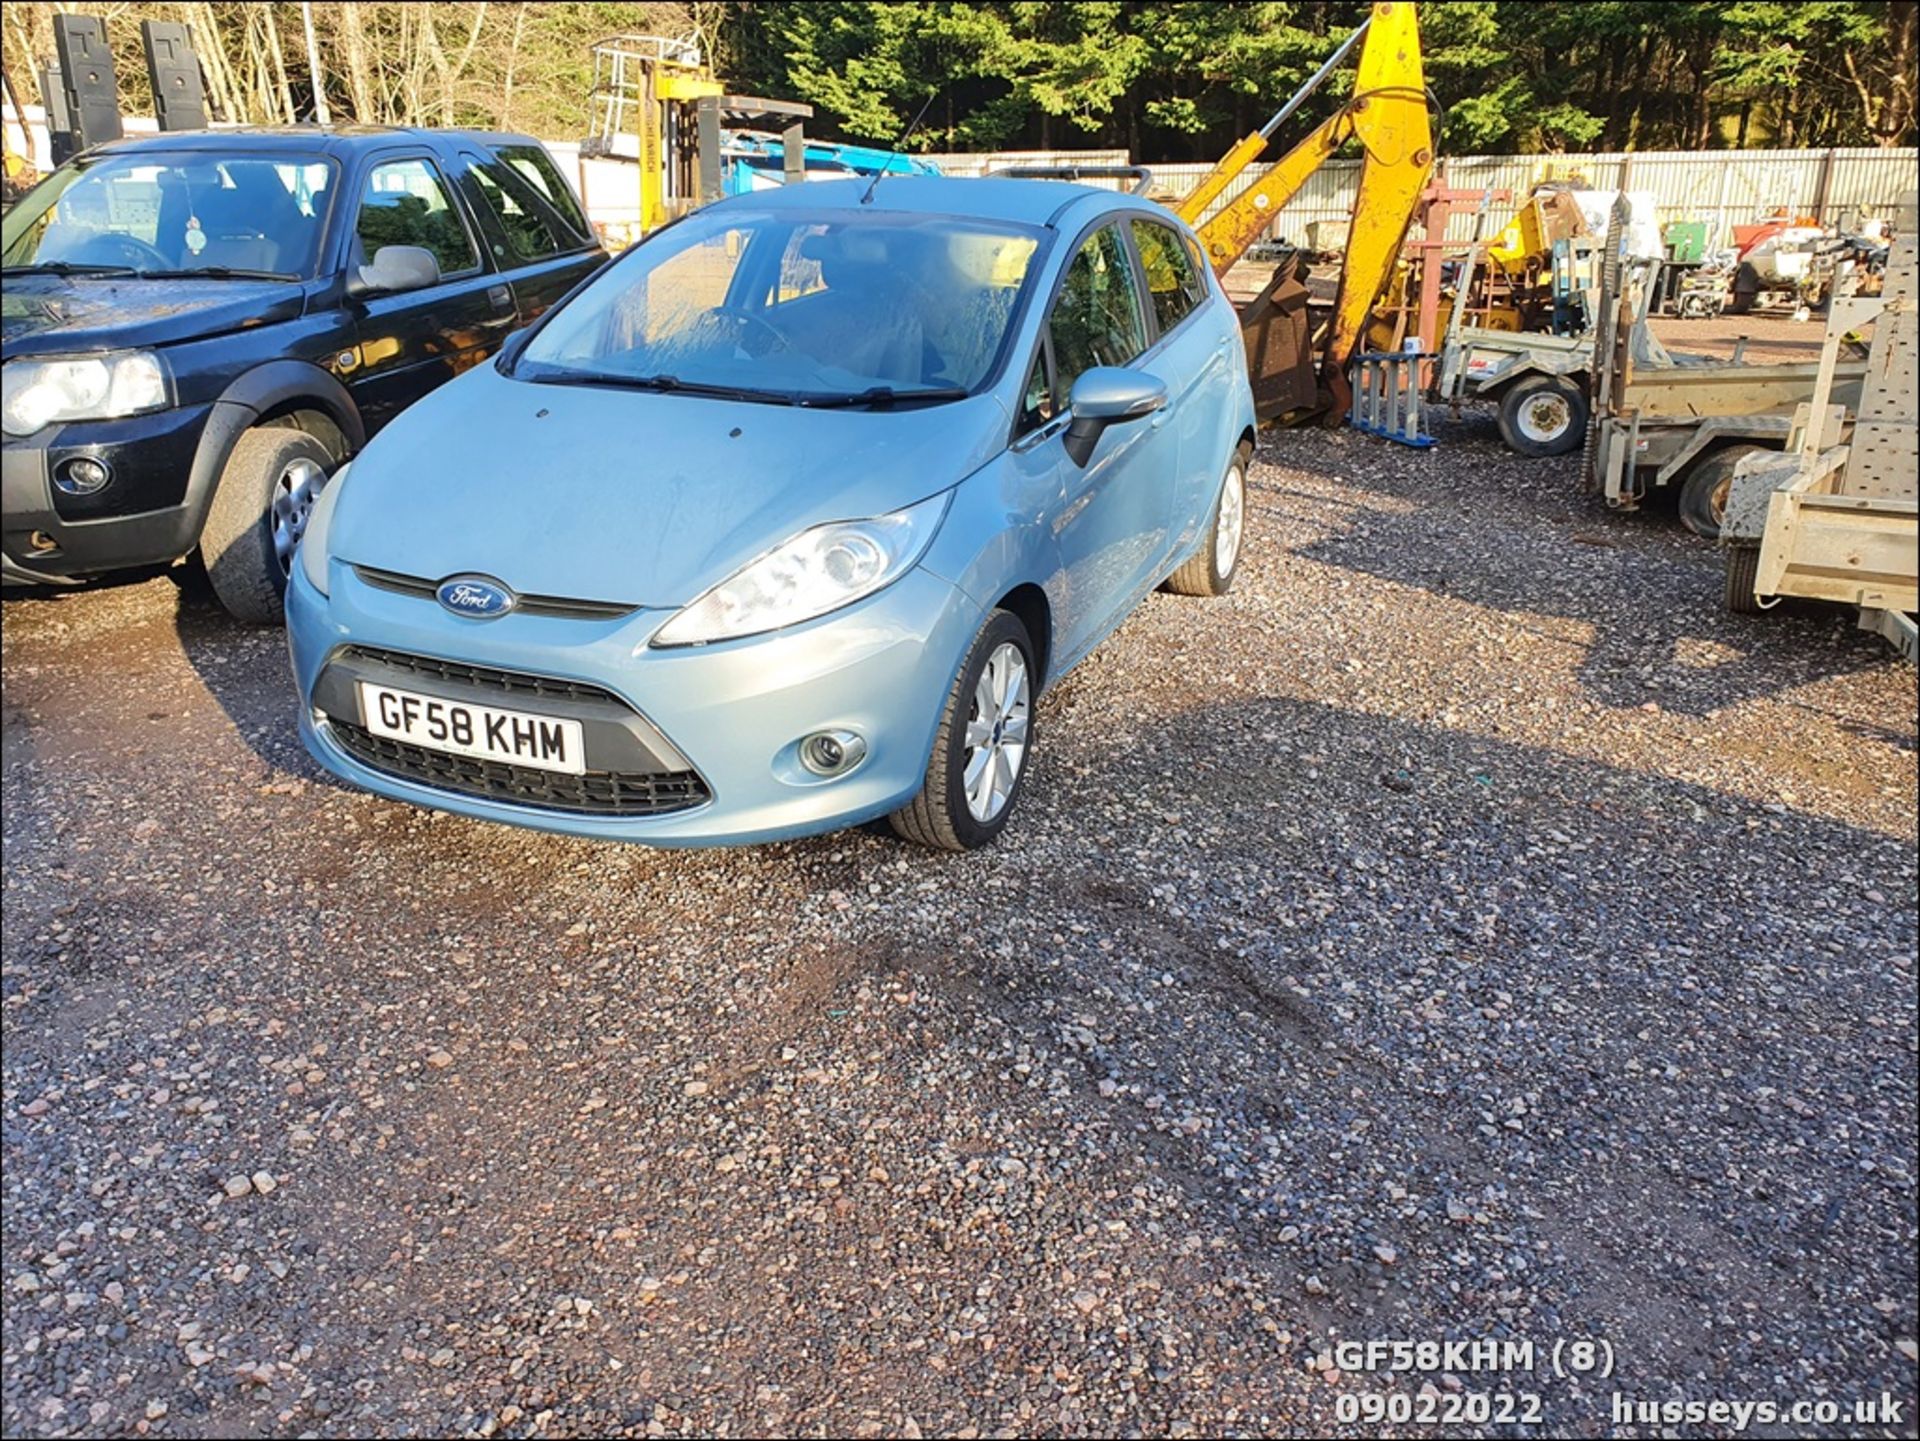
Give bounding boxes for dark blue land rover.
[2,126,605,621]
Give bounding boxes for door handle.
[487,284,512,309]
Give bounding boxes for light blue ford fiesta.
[287,175,1255,849]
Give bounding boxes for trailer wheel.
[1678,444,1768,540]
[1495,376,1588,458]
[1725,544,1765,615]
[1728,262,1760,315]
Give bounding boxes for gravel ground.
[3,420,1915,1439]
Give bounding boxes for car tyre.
[201,427,335,625]
[1678,444,1767,541]
[890,609,1036,852]
[1495,375,1588,458]
[1725,544,1765,615]
[1164,441,1251,597]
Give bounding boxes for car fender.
[917,435,1068,684]
[184,360,367,528]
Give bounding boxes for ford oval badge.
[436,574,516,619]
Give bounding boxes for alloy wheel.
[962,642,1030,823]
[1215,461,1246,575]
[268,457,328,576]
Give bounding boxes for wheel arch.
[1653,426,1784,488]
[993,582,1053,690]
[183,361,366,534]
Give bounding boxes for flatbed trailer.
[1721,191,1918,659]
[1583,203,1868,539]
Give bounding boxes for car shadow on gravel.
[171,582,356,791]
[1279,417,1895,717]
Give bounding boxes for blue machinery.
[1349,349,1438,448]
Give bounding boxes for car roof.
[719,174,1142,228]
[79,126,545,160]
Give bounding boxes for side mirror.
[1063,366,1167,466]
[348,244,441,297]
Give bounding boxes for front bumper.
[2,405,214,585]
[286,559,985,846]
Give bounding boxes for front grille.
[329,719,710,817]
[337,645,622,705]
[355,566,637,620]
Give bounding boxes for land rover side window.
[492,144,594,248]
[466,160,566,262]
[356,158,476,276]
[1047,224,1148,405]
[1130,218,1207,333]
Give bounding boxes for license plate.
[357,682,586,775]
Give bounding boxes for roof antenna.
[860,90,938,205]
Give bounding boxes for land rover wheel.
[200,427,336,625]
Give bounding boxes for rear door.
[345,151,519,434]
[1127,216,1236,555]
[456,143,605,328]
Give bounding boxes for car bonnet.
[326,363,1011,610]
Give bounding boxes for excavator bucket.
[1240,258,1320,420]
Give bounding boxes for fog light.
[799,730,866,776]
[27,530,59,554]
[55,456,112,495]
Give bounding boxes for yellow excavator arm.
[1176,2,1432,411]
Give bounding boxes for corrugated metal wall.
[930,145,1919,249]
[919,149,1133,180]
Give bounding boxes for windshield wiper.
[2,261,138,277]
[524,371,798,405]
[798,385,971,409]
[133,266,300,282]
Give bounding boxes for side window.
[1130,218,1206,333]
[1017,348,1055,434]
[1047,224,1148,406]
[492,144,593,248]
[356,158,476,276]
[465,160,564,262]
[1182,232,1213,297]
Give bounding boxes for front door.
[346,154,519,435]
[1041,222,1177,666]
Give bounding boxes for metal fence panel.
[918,144,1918,252]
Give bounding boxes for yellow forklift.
[580,35,814,246]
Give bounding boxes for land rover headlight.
[1,352,169,436]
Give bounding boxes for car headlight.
[651,493,949,647]
[1,352,169,436]
[297,460,349,597]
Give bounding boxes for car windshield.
[0,151,337,279]
[514,206,1044,401]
